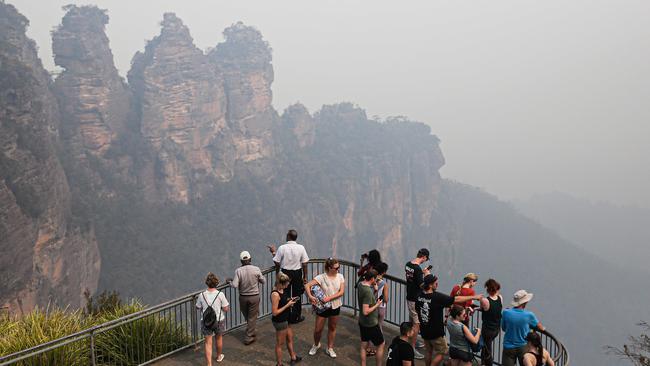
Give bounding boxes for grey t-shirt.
[232,264,265,296]
[447,320,471,353]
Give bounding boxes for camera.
[361,252,369,259]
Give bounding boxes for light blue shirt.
[501,308,539,349]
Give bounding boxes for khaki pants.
[239,294,260,342]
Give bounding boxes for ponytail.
[526,332,544,365]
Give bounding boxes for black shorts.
[317,307,341,318]
[449,346,474,362]
[359,324,384,346]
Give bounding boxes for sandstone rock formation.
[1,5,448,308]
[53,5,131,160]
[0,2,100,314]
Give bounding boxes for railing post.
[191,294,198,345]
[89,330,97,366]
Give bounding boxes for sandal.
[366,348,377,356]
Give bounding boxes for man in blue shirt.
[501,290,545,366]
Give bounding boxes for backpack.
[202,291,222,330]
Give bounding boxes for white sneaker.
[414,349,425,360]
[309,343,321,356]
[216,353,224,362]
[325,348,337,358]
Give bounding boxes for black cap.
[417,248,430,259]
[423,274,438,285]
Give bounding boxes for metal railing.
[0,258,569,365]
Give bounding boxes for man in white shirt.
[268,229,309,324]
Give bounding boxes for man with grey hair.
[228,250,265,345]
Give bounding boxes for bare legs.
[424,341,445,366]
[204,335,213,366]
[361,341,385,366]
[275,327,298,365]
[313,315,339,349]
[327,316,339,348]
[313,315,326,346]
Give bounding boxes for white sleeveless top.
[315,273,345,309]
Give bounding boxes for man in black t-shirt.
[386,322,416,366]
[404,248,430,359]
[416,275,482,366]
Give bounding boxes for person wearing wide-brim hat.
[501,290,546,366]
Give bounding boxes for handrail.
[0,258,569,366]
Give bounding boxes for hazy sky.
[11,0,650,207]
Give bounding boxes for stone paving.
[153,309,400,366]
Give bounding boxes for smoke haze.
[14,0,650,206]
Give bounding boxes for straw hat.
[511,289,534,306]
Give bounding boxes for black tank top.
[271,290,290,323]
[481,295,503,330]
[525,351,546,366]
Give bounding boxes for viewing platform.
[0,259,569,366]
[153,310,396,365]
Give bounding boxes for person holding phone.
[306,258,345,358]
[447,305,481,366]
[271,273,302,366]
[404,248,431,360]
[358,269,385,366]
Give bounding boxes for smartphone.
[425,265,433,271]
[291,296,300,302]
[378,294,384,302]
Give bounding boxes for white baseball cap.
[240,251,251,261]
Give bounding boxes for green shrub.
[0,299,190,365]
[0,307,91,365]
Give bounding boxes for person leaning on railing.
[305,257,345,358]
[268,229,309,324]
[501,290,545,366]
[447,305,481,366]
[479,278,503,366]
[522,332,555,366]
[226,250,266,345]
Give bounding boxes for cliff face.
[1,7,447,307]
[0,2,99,314]
[52,5,131,160]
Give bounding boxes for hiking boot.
[309,343,321,355]
[325,348,337,358]
[414,349,425,359]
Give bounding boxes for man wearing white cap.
[229,250,266,345]
[501,289,545,366]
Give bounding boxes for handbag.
[310,284,331,314]
[467,326,483,353]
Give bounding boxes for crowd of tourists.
[195,229,554,366]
